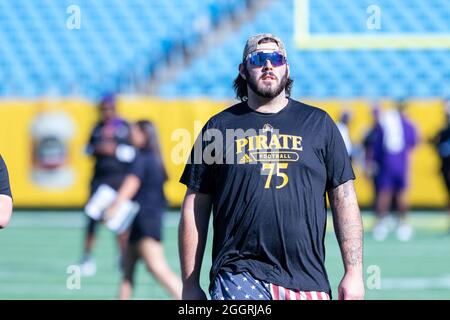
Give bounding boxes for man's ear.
[239,63,247,80]
[287,63,290,78]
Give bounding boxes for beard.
[245,68,289,99]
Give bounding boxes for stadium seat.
[159,0,450,99]
[0,0,448,99]
[0,0,240,98]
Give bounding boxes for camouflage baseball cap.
[242,33,287,61]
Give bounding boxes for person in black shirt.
[79,94,135,276]
[179,34,364,300]
[0,155,12,229]
[431,99,450,233]
[105,120,182,299]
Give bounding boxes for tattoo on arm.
[328,180,363,269]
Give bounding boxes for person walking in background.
[336,110,353,160]
[431,99,450,233]
[0,155,13,229]
[78,94,135,276]
[371,100,418,241]
[105,120,182,300]
[363,105,381,217]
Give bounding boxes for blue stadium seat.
[0,0,449,99]
[160,0,450,99]
[0,0,237,98]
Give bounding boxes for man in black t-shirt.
[78,95,135,276]
[0,155,13,229]
[179,34,365,300]
[431,99,450,233]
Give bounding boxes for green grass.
[0,210,449,300]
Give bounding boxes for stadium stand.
[159,0,450,99]
[0,0,448,99]
[0,0,246,98]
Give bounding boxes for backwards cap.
[242,33,287,61]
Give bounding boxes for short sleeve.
[179,120,216,194]
[0,156,12,198]
[129,153,147,181]
[323,114,355,190]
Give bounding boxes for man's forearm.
[328,180,363,273]
[178,191,211,286]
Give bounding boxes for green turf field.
[0,210,449,300]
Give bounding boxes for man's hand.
[338,271,365,300]
[182,283,208,300]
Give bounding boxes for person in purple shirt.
[369,101,418,241]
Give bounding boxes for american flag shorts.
[210,270,330,300]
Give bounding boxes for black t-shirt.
[130,150,167,212]
[180,99,355,295]
[0,156,12,198]
[87,117,132,181]
[434,125,450,165]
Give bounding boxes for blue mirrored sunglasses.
[246,51,287,67]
